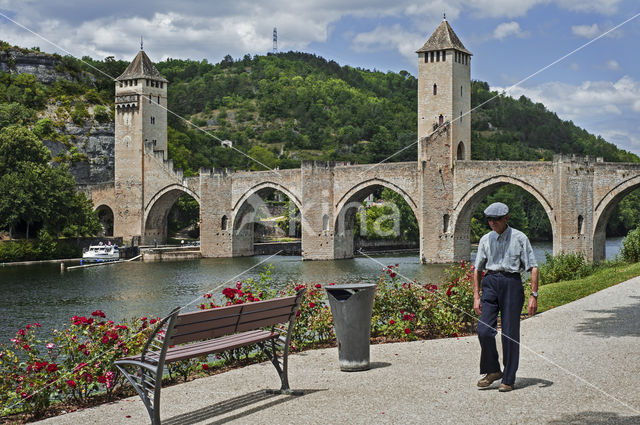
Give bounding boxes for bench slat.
[236,313,293,333]
[164,330,277,363]
[239,295,298,312]
[175,305,243,325]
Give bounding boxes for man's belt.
[485,270,521,279]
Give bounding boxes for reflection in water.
[0,238,624,345]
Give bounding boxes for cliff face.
[0,49,74,84]
[43,122,115,185]
[1,48,114,185]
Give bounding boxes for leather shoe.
[498,383,513,392]
[477,371,503,388]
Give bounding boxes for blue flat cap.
[484,202,509,218]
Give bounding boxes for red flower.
[97,375,107,384]
[295,284,305,291]
[66,380,77,389]
[17,329,25,336]
[309,302,316,308]
[315,284,322,288]
[222,287,235,299]
[22,344,31,351]
[102,334,110,344]
[404,328,411,334]
[236,281,242,290]
[202,363,209,370]
[390,272,396,278]
[328,282,336,285]
[446,288,452,297]
[452,333,459,338]
[204,293,212,299]
[47,363,58,373]
[403,314,411,321]
[91,310,106,318]
[296,310,301,317]
[389,320,395,325]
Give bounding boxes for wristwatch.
[531,291,538,298]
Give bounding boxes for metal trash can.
[325,283,376,371]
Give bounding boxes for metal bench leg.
[115,361,162,424]
[259,340,303,396]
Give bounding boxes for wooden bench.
[115,289,306,425]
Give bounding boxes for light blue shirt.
[474,226,538,273]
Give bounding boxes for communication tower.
[273,27,278,54]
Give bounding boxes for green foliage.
[92,104,110,123]
[621,227,640,263]
[469,185,552,242]
[539,252,594,285]
[0,125,99,248]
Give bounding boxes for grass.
[531,261,640,314]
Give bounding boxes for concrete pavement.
[36,276,640,424]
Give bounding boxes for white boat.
[82,244,120,263]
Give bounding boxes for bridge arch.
[452,175,555,260]
[94,204,114,236]
[143,184,201,244]
[231,182,303,256]
[333,179,420,259]
[592,175,640,262]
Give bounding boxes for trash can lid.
[325,283,376,291]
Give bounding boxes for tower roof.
[116,50,168,82]
[416,20,472,55]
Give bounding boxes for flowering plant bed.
[0,261,477,423]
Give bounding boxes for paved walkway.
[37,277,640,424]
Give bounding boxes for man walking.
[473,202,539,392]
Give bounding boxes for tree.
[0,125,50,173]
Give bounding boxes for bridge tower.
[416,19,472,262]
[113,49,168,242]
[417,18,472,161]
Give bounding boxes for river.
[0,238,624,345]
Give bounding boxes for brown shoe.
[477,371,503,388]
[498,383,513,392]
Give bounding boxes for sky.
[1,0,639,156]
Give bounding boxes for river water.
[0,238,624,345]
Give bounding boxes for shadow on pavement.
[547,410,640,424]
[575,296,640,338]
[369,362,392,369]
[515,377,553,389]
[162,389,324,425]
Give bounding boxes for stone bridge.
[89,25,640,264]
[91,125,640,263]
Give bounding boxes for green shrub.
[92,105,110,123]
[539,251,593,285]
[621,227,640,263]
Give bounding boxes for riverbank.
[31,274,640,425]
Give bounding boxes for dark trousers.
[477,272,524,386]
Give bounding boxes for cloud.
[604,60,620,71]
[497,76,640,154]
[351,24,425,65]
[492,21,529,40]
[572,23,601,38]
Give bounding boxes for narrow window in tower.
[436,51,440,62]
[157,96,160,104]
[442,50,446,61]
[146,79,149,86]
[578,215,584,234]
[461,86,463,96]
[149,96,151,104]
[460,111,463,123]
[134,79,137,86]
[221,215,228,230]
[439,114,444,125]
[424,53,428,63]
[430,51,434,62]
[150,117,155,124]
[119,82,123,88]
[433,84,437,96]
[160,82,163,88]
